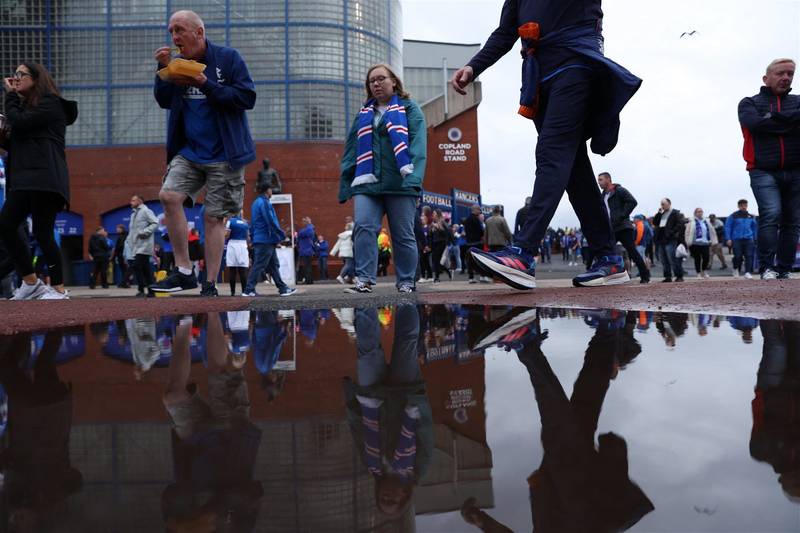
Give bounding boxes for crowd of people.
[0,7,797,300]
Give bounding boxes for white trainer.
[10,279,48,300]
[38,286,69,300]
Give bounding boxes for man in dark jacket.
[514,196,531,237]
[598,173,650,283]
[653,198,685,283]
[111,224,131,288]
[150,10,256,297]
[454,0,641,290]
[463,205,488,283]
[724,199,758,279]
[88,226,111,289]
[738,58,800,280]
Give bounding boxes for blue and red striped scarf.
[358,396,419,482]
[353,94,414,187]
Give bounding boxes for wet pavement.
[0,304,798,532]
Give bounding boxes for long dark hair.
[19,62,60,108]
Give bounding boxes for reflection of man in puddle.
[161,313,263,532]
[252,311,289,402]
[462,310,653,532]
[0,331,82,532]
[750,320,800,502]
[344,305,433,526]
[655,312,688,348]
[125,317,161,380]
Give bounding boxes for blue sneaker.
[572,256,630,287]
[469,246,536,290]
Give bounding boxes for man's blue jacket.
[724,210,758,241]
[154,39,256,169]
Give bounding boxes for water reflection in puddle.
[0,306,797,532]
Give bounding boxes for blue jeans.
[318,256,328,279]
[658,242,684,279]
[732,239,755,274]
[355,306,421,387]
[750,169,800,273]
[339,257,354,279]
[353,194,418,287]
[245,243,287,294]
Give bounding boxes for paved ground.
[1,264,797,334]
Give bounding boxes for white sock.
[178,266,193,276]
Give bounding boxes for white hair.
[766,58,796,75]
[171,10,205,31]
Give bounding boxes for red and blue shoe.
[469,246,536,290]
[572,255,630,287]
[472,308,546,351]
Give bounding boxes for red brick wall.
[423,107,481,198]
[65,107,481,260]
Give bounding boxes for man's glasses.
[12,71,32,80]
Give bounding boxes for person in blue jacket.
[296,217,316,285]
[452,0,641,290]
[242,180,295,297]
[150,10,256,298]
[315,234,330,280]
[724,199,758,279]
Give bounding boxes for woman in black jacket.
[0,62,77,299]
[429,209,453,282]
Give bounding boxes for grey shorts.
[161,155,245,218]
[165,373,250,439]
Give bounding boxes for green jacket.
[338,98,427,203]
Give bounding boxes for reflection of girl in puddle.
[0,330,82,532]
[161,313,262,532]
[751,320,800,503]
[344,305,433,526]
[461,314,653,532]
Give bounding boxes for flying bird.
[680,30,699,38]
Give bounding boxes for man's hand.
[154,46,172,68]
[451,66,474,95]
[168,73,207,88]
[726,240,732,247]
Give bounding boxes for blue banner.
[452,188,481,225]
[101,201,205,241]
[421,190,454,214]
[55,211,84,236]
[0,156,5,209]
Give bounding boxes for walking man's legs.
[616,229,649,280]
[516,69,614,260]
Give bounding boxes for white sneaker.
[697,273,703,279]
[336,275,345,284]
[38,286,69,300]
[732,270,740,278]
[744,272,753,280]
[10,279,48,300]
[242,291,257,297]
[703,272,710,279]
[761,269,778,281]
[479,276,491,283]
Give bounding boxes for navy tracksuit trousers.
[515,66,615,259]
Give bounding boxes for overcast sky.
[400,0,800,227]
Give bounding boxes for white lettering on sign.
[438,142,473,163]
[446,388,477,410]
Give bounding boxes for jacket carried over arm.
[339,98,427,202]
[154,39,256,169]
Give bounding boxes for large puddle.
[0,305,798,532]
